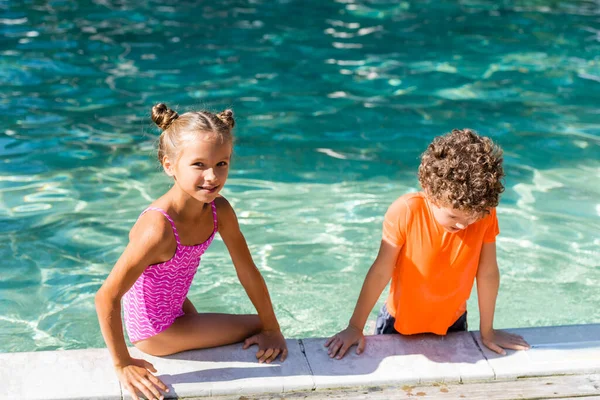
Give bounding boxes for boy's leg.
[447,312,468,333]
[375,304,399,335]
[134,313,262,356]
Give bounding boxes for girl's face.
[429,200,484,233]
[165,135,232,203]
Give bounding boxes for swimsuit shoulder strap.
[210,201,218,232]
[140,207,181,246]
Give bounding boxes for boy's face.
[429,201,484,233]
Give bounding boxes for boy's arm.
[476,242,530,355]
[325,239,400,359]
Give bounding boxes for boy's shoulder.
[399,191,426,205]
[384,192,428,226]
[388,191,427,213]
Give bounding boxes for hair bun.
[151,103,179,130]
[216,109,235,129]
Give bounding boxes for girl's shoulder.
[213,195,239,232]
[129,206,177,249]
[213,195,234,215]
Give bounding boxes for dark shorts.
[375,304,468,335]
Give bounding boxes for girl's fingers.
[259,347,275,363]
[148,374,169,392]
[255,348,265,360]
[144,360,157,373]
[140,377,162,400]
[266,348,280,364]
[280,348,289,362]
[133,380,157,400]
[125,385,140,400]
[243,335,258,349]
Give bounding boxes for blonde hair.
[151,103,235,163]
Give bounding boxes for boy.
[325,129,530,359]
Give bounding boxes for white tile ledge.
[0,324,598,399]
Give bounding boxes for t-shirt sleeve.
[382,197,411,247]
[483,207,500,243]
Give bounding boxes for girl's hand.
[115,358,169,400]
[325,325,366,359]
[243,330,288,363]
[481,329,530,355]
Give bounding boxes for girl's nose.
[205,168,216,181]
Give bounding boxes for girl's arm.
[95,213,174,400]
[216,197,286,362]
[476,242,530,355]
[325,239,400,359]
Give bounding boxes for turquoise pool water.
[1,0,599,353]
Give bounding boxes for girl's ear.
[162,155,175,177]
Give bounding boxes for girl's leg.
[135,313,262,356]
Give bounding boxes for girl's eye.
[217,161,228,167]
[194,162,204,167]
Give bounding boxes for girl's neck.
[165,186,211,221]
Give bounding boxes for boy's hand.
[325,325,366,359]
[481,329,530,355]
[243,329,288,363]
[115,358,169,400]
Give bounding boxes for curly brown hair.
[418,128,505,214]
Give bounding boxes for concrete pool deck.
[2,324,600,399]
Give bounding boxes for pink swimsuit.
[122,202,218,343]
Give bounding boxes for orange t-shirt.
[382,192,499,335]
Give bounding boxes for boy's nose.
[455,222,466,230]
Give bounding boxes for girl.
[95,104,287,400]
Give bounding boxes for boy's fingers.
[327,338,337,354]
[515,338,530,348]
[329,340,343,358]
[357,337,366,354]
[510,336,530,347]
[506,342,530,351]
[486,342,506,356]
[508,333,529,346]
[324,337,335,347]
[336,343,351,359]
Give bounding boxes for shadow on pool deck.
[1,324,600,399]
